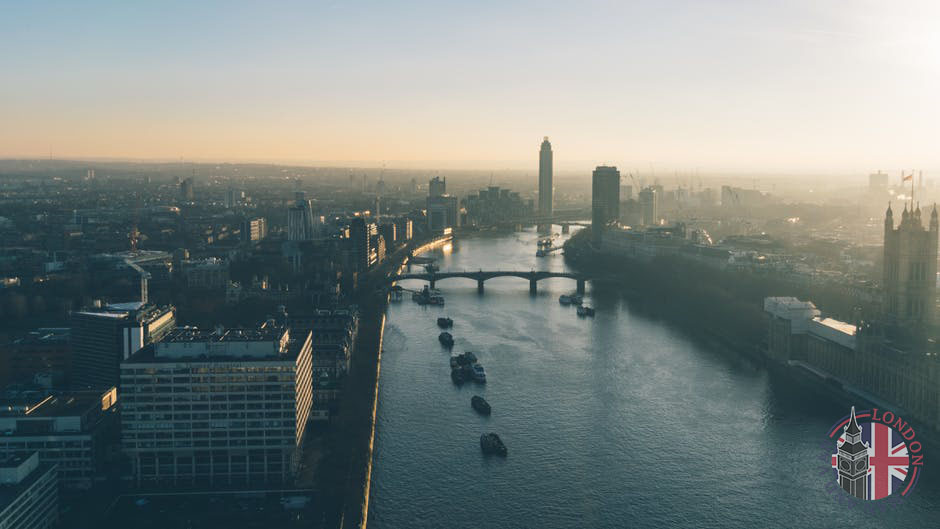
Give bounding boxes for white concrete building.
[120,324,312,487]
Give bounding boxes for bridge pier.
[429,279,436,289]
[477,279,485,294]
[529,279,537,294]
[576,279,585,295]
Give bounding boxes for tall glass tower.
[538,137,553,218]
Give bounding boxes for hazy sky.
[3,1,940,173]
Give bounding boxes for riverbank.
[312,234,452,529]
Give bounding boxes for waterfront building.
[0,388,118,489]
[591,166,620,245]
[764,297,821,363]
[764,295,940,433]
[394,217,413,241]
[287,309,358,421]
[71,303,175,390]
[882,203,938,341]
[538,137,553,218]
[426,177,458,233]
[462,186,532,227]
[0,452,58,529]
[379,222,397,248]
[638,187,658,226]
[120,324,312,487]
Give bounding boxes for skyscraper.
[591,166,620,245]
[426,177,457,232]
[538,137,553,218]
[350,217,370,272]
[883,203,938,339]
[638,187,658,226]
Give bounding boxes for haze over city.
[4,1,940,173]
[4,3,940,528]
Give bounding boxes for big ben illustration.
[837,406,869,499]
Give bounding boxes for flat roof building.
[0,388,118,490]
[120,323,312,488]
[0,452,58,529]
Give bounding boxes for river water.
[368,227,939,528]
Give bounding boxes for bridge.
[387,269,588,295]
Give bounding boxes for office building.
[1,329,71,388]
[638,187,659,227]
[538,137,553,218]
[0,452,58,529]
[0,388,118,489]
[287,309,358,421]
[120,324,313,487]
[242,217,267,242]
[591,166,620,245]
[426,177,458,233]
[428,176,446,198]
[180,178,194,202]
[350,217,371,272]
[71,303,175,390]
[287,199,316,241]
[869,171,889,191]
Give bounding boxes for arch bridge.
[387,269,588,295]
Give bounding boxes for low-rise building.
[0,388,118,490]
[0,452,58,529]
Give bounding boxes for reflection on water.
[369,227,938,528]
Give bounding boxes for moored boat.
[471,395,491,415]
[437,317,453,328]
[559,295,572,305]
[439,332,454,347]
[480,433,507,456]
[577,306,595,317]
[472,364,486,383]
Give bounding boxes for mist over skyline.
[4,1,940,173]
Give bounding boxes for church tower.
[837,407,869,500]
[883,202,939,341]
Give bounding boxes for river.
[368,227,939,528]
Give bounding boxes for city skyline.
[4,1,940,172]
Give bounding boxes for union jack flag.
[832,422,910,500]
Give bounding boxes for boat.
[429,295,445,306]
[437,317,453,328]
[472,364,486,383]
[480,433,507,456]
[471,395,491,415]
[451,367,467,384]
[449,356,460,369]
[577,306,595,317]
[439,332,454,347]
[559,295,572,305]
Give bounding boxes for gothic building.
[882,203,938,343]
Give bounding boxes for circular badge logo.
[828,407,923,500]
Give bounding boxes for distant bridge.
[387,269,588,294]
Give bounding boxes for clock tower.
[837,406,869,500]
